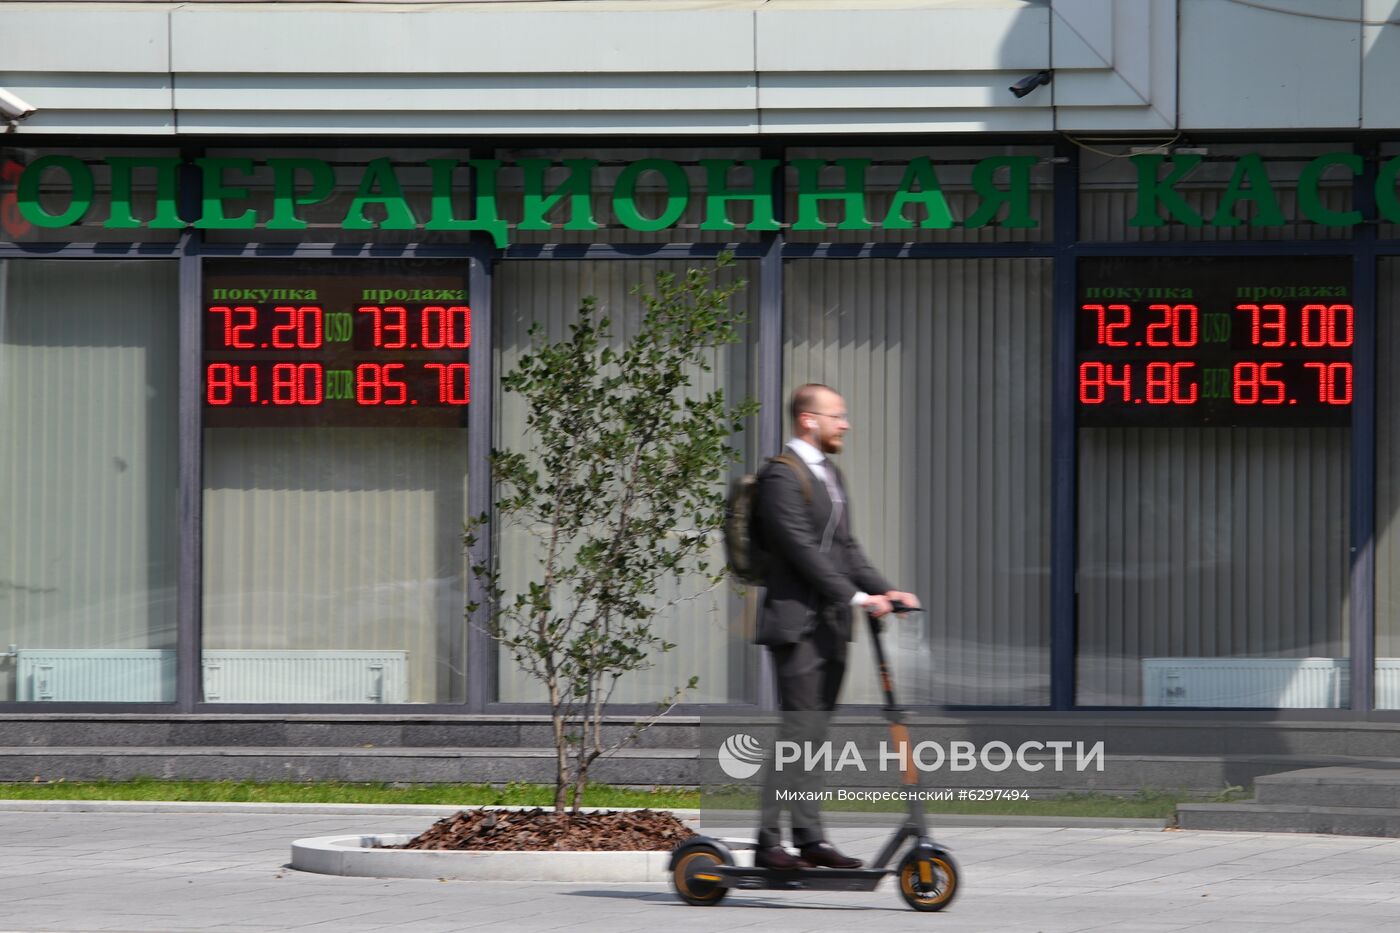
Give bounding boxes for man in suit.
[752,383,920,870]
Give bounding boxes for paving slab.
[0,805,1399,931]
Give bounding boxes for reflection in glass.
[783,258,1053,706]
[0,260,179,702]
[1077,426,1350,707]
[493,260,759,704]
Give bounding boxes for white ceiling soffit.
[1052,0,1178,131]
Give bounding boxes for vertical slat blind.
[1078,184,1353,707]
[783,258,1052,706]
[202,428,468,704]
[1081,184,1353,243]
[1376,260,1400,705]
[1077,427,1350,705]
[784,190,1054,244]
[0,260,179,702]
[493,260,758,704]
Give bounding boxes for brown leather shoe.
[800,841,864,869]
[754,845,811,870]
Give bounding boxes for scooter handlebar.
[888,600,921,615]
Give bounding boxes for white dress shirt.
[786,438,869,607]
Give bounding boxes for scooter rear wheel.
[671,843,731,906]
[897,849,958,912]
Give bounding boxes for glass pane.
[1,260,179,702]
[1076,255,1352,708]
[493,259,759,704]
[201,258,471,703]
[199,146,767,246]
[200,147,469,246]
[0,147,183,244]
[783,146,1053,244]
[1080,142,1356,243]
[497,146,765,245]
[783,258,1053,706]
[1077,428,1350,706]
[1376,259,1400,708]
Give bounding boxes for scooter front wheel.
[896,848,958,912]
[671,842,731,906]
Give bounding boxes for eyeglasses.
[803,411,849,422]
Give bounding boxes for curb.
[0,799,1165,829]
[0,799,703,819]
[291,833,675,882]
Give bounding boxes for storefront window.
[1374,259,1400,709]
[0,260,179,702]
[1076,256,1352,707]
[784,258,1053,706]
[200,258,471,703]
[493,259,759,704]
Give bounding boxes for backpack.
[723,452,813,584]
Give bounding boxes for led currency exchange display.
[1077,256,1352,427]
[203,259,470,427]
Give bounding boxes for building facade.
[3,0,1400,730]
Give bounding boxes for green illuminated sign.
[6,151,1395,244]
[8,154,1040,245]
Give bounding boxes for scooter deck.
[707,865,888,893]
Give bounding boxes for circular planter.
[290,807,699,882]
[291,832,676,882]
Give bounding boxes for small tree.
[469,255,756,813]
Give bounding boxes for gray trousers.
[756,622,847,848]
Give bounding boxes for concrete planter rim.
[291,804,699,882]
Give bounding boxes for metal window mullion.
[176,154,204,712]
[1052,142,1079,711]
[755,234,783,712]
[466,247,495,712]
[753,145,786,712]
[1351,144,1378,714]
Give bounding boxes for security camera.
[0,88,38,122]
[1009,71,1052,99]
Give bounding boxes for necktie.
[818,457,847,542]
[817,457,843,505]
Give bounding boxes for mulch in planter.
[393,807,696,852]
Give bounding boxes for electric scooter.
[670,604,959,911]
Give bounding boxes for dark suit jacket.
[752,450,891,648]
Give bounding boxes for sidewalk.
[1,803,1398,932]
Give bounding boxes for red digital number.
[421,306,472,350]
[1145,304,1198,348]
[271,363,324,406]
[1300,304,1327,348]
[1328,304,1354,347]
[358,305,409,349]
[356,362,408,405]
[1233,362,1286,405]
[1304,361,1353,405]
[1236,303,1286,347]
[270,305,324,349]
[205,363,258,405]
[1079,362,1130,404]
[1145,361,1198,404]
[1299,303,1353,348]
[1083,304,1130,347]
[209,306,258,348]
[425,362,471,404]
